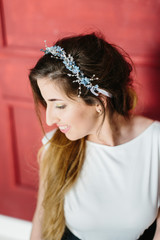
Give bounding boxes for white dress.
[42,121,160,240]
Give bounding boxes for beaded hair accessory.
[41,41,112,98]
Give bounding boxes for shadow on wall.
[135,46,160,121]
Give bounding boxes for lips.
[58,125,71,133]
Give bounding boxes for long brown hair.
[29,32,137,240]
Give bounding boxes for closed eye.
[55,105,66,109]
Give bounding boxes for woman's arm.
[30,150,46,240]
[153,208,160,240]
[30,179,44,240]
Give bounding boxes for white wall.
[0,215,32,240]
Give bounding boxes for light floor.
[0,215,32,240]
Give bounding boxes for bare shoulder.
[133,115,154,127]
[131,115,154,135]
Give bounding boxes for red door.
[0,0,160,221]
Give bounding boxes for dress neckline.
[86,121,157,150]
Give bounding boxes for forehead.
[37,77,80,104]
[37,77,67,98]
[36,78,97,110]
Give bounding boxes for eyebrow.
[48,98,63,102]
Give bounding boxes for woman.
[29,33,160,240]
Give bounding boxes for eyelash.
[56,105,66,109]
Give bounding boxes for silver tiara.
[41,41,112,98]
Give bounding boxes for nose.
[46,105,59,126]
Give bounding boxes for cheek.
[64,110,97,140]
[72,108,97,129]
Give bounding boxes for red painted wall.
[0,0,160,221]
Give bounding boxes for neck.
[87,113,132,147]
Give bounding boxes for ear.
[99,95,107,108]
[95,95,107,113]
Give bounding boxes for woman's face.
[37,78,102,141]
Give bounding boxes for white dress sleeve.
[42,128,57,146]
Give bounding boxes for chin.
[65,136,81,141]
[65,132,83,141]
